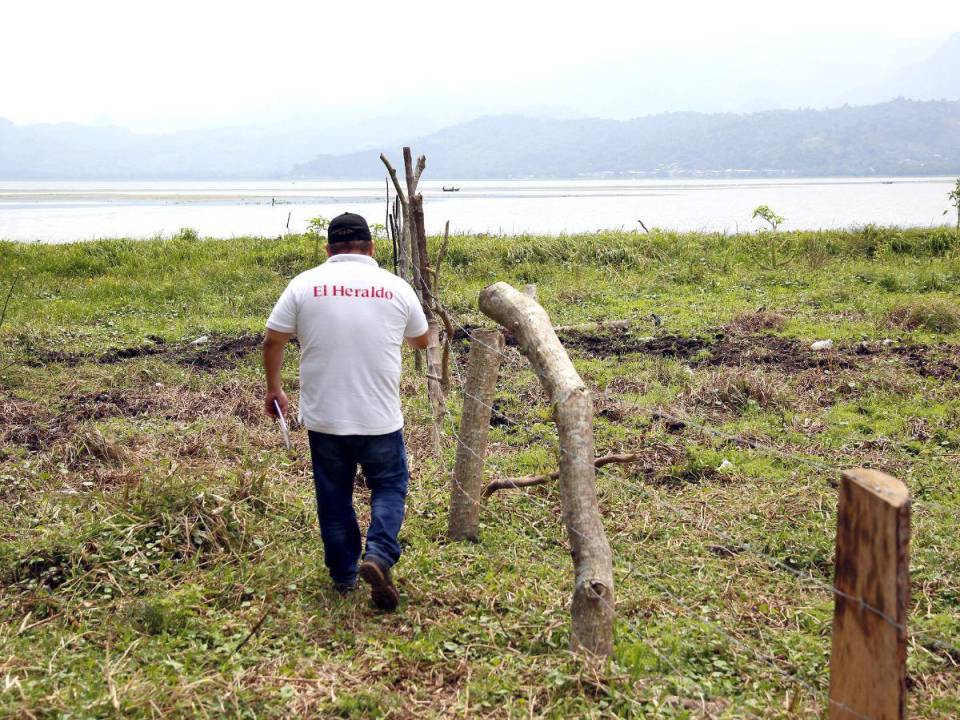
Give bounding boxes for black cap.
[327,212,372,243]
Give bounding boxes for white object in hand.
[273,399,291,450]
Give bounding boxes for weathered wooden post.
[479,282,614,657]
[447,329,505,541]
[829,469,910,720]
[426,320,445,455]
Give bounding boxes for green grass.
[1,225,958,717]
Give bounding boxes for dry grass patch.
[688,367,791,414]
[726,308,787,333]
[886,298,960,334]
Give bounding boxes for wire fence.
[414,289,960,719]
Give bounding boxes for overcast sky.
[1,0,958,132]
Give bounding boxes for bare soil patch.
[561,327,959,380]
[23,333,264,371]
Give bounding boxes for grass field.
[1,225,958,718]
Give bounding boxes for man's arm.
[405,330,431,350]
[263,328,294,416]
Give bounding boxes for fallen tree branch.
[483,452,647,496]
[230,603,273,657]
[553,319,633,334]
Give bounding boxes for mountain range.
[293,99,960,179]
[2,33,959,180]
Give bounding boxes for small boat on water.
[442,186,461,192]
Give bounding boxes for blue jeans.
[307,429,409,587]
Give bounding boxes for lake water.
[0,177,955,242]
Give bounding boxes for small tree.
[752,204,784,232]
[305,216,329,265]
[750,205,793,270]
[945,178,960,233]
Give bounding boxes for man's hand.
[265,388,289,418]
[263,328,294,418]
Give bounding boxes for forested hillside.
[293,99,960,178]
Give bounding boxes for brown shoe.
[358,556,400,611]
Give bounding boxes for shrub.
[172,227,200,242]
[878,274,903,292]
[886,298,960,333]
[914,269,952,293]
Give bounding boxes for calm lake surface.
[0,177,955,242]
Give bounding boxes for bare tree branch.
[402,147,416,199]
[380,153,407,205]
[433,220,450,296]
[412,155,426,190]
[483,452,648,496]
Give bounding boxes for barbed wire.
[433,373,854,717]
[456,368,960,663]
[433,295,957,520]
[408,268,960,714]
[607,398,958,515]
[427,343,749,716]
[417,275,958,602]
[433,361,796,719]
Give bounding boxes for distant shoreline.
[2,177,955,243]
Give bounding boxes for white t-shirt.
[266,254,429,435]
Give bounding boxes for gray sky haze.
[1,0,958,133]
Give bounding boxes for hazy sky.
[1,0,958,131]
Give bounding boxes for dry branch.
[413,154,426,190]
[381,153,411,281]
[0,272,19,332]
[554,319,633,334]
[483,452,647,496]
[380,153,406,201]
[0,271,22,373]
[409,194,431,315]
[479,281,614,657]
[403,147,417,198]
[433,220,450,293]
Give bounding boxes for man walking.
[262,212,429,610]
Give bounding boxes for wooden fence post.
[426,320,445,455]
[447,329,505,541]
[479,282,614,658]
[829,469,910,720]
